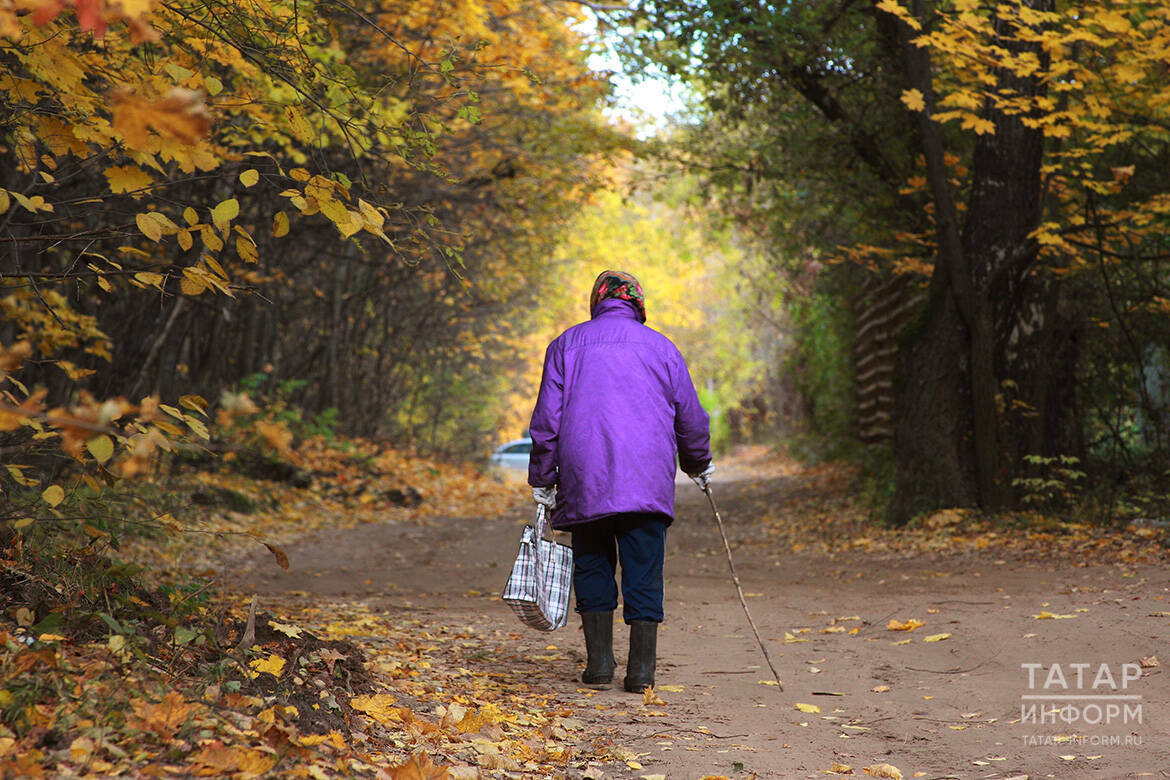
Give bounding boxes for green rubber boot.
[623,620,658,693]
[581,611,616,687]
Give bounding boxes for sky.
[581,17,694,134]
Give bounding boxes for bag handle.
[534,503,551,541]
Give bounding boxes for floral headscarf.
[589,270,646,323]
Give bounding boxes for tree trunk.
[886,0,1058,525]
[886,289,980,524]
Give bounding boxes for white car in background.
[489,437,532,471]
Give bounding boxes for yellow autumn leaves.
[887,617,950,643]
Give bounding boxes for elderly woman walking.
[527,270,713,693]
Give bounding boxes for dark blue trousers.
[571,513,668,623]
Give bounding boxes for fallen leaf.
[386,751,451,779]
[248,653,286,679]
[795,702,820,713]
[887,618,925,631]
[130,691,195,737]
[350,693,401,724]
[827,763,854,775]
[456,703,506,733]
[922,633,951,642]
[191,742,276,775]
[872,685,891,693]
[1033,611,1077,619]
[863,763,904,780]
[643,686,666,706]
[69,736,94,763]
[656,684,685,692]
[268,620,303,638]
[1140,655,1159,668]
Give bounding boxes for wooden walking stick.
[703,485,784,691]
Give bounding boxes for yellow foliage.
[869,0,1170,276]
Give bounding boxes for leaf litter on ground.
[4,442,1167,777]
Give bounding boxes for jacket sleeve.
[527,340,564,488]
[671,348,712,476]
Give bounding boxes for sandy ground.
[229,460,1170,779]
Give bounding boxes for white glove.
[532,486,556,510]
[689,463,714,492]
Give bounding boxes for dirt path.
[229,459,1170,779]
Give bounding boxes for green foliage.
[697,387,731,455]
[1012,455,1086,512]
[784,266,859,459]
[856,446,896,518]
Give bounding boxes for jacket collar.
[591,297,641,321]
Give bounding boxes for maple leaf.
[248,653,286,678]
[642,686,665,706]
[129,691,195,737]
[386,751,451,780]
[104,164,153,194]
[876,0,921,30]
[268,620,303,638]
[316,647,347,674]
[455,703,506,733]
[887,618,925,631]
[110,87,211,150]
[75,0,108,36]
[0,340,32,374]
[191,742,276,776]
[863,764,903,780]
[900,88,925,112]
[349,693,402,724]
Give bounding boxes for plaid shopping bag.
[501,504,572,631]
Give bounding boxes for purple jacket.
[527,298,711,529]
